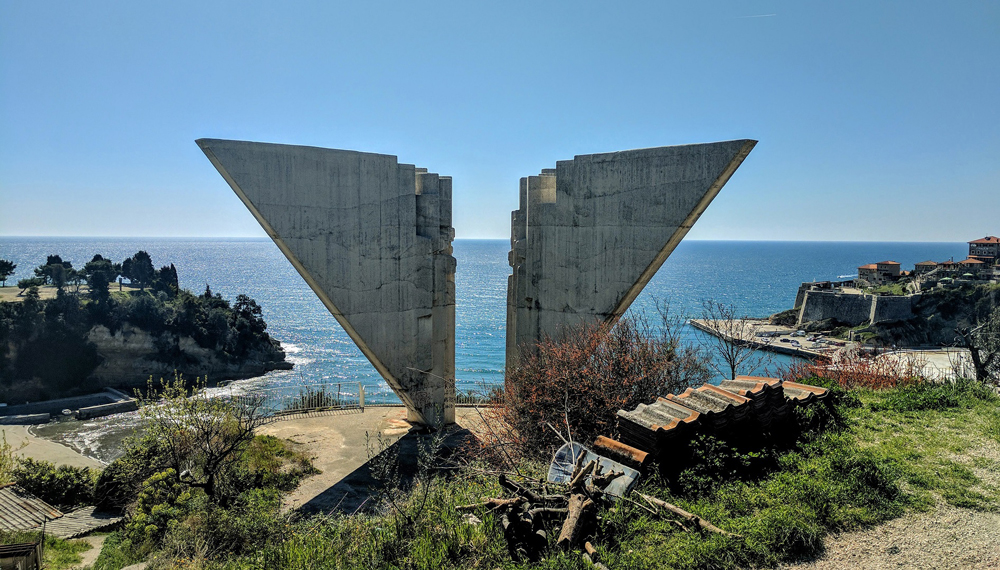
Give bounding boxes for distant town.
[856,236,1000,288]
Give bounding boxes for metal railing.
[217,382,496,420]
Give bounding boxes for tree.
[957,305,1000,385]
[16,278,44,294]
[0,259,15,287]
[152,264,179,296]
[84,255,118,299]
[34,255,72,285]
[139,375,268,501]
[695,300,774,381]
[122,251,155,290]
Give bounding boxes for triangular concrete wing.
[197,139,456,424]
[508,139,756,358]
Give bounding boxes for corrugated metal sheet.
[45,506,123,539]
[0,484,63,532]
[616,377,829,454]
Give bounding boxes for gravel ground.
[780,504,1000,570]
[783,437,1000,570]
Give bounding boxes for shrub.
[94,431,169,513]
[496,311,710,460]
[12,458,98,510]
[871,377,998,413]
[783,348,925,390]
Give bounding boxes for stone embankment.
[0,387,137,424]
[796,288,917,327]
[689,319,850,360]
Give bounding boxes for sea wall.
[86,324,288,387]
[797,290,917,327]
[870,295,918,324]
[798,290,919,327]
[797,291,872,326]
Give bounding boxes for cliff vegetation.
[0,251,287,403]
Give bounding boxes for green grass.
[0,531,92,570]
[94,379,1000,570]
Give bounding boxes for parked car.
[779,338,791,343]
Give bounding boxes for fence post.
[359,383,365,411]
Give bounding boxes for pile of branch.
[638,493,741,538]
[457,459,620,567]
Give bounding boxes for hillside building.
[968,236,1000,266]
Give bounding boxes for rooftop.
[0,484,63,532]
[968,236,1000,244]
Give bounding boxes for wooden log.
[557,492,595,550]
[456,497,524,511]
[638,493,742,538]
[570,459,597,490]
[527,506,569,518]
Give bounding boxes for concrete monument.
[506,140,757,366]
[197,139,456,427]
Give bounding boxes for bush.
[497,313,709,460]
[12,458,98,510]
[871,377,998,413]
[94,432,169,513]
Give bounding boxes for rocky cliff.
[86,324,291,387]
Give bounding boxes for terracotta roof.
[876,261,900,265]
[959,258,985,265]
[914,260,937,266]
[969,236,1000,244]
[0,484,63,532]
[616,377,828,454]
[858,264,877,270]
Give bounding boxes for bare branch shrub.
[695,300,773,380]
[780,347,925,389]
[489,306,710,461]
[956,305,1000,385]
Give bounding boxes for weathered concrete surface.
[197,139,456,427]
[507,140,757,364]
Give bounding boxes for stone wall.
[797,290,918,327]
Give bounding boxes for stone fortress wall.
[796,288,917,327]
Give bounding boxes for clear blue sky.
[1,1,997,240]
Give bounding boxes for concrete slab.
[258,406,484,514]
[197,139,456,427]
[507,140,757,365]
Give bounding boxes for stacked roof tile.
[615,377,829,454]
[0,484,63,532]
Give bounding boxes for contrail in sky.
[738,13,777,18]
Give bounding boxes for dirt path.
[780,504,1000,569]
[72,534,106,569]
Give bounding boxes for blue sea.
[0,237,971,394]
